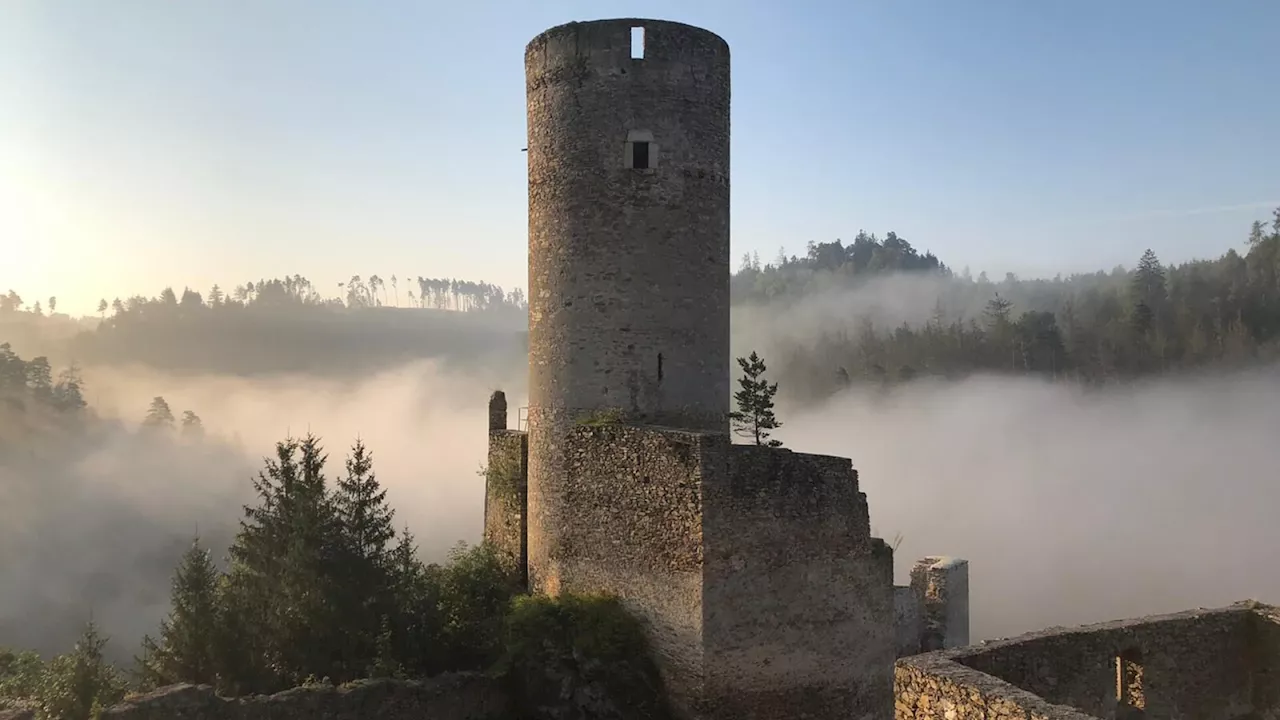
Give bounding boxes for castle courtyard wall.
[700,444,894,720]
[897,602,1280,720]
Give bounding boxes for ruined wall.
[557,424,709,716]
[484,430,527,579]
[524,18,732,597]
[484,391,528,584]
[895,586,923,658]
[700,444,895,720]
[897,602,1280,720]
[1250,606,1280,717]
[910,557,969,653]
[98,674,505,720]
[895,558,971,658]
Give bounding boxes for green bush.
[498,594,670,720]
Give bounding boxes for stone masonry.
[524,18,732,598]
[896,601,1280,720]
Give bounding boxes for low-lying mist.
[3,271,1277,663]
[781,367,1280,640]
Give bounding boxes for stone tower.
[524,18,731,594]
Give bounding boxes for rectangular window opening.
[632,141,650,169]
[1115,649,1146,719]
[631,26,645,59]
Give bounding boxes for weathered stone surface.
[910,557,970,653]
[523,17,732,599]
[485,424,528,584]
[896,585,924,658]
[536,423,896,720]
[896,601,1280,720]
[100,674,505,720]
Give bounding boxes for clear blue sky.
[3,0,1277,315]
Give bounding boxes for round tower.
[524,18,730,593]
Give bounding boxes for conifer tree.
[37,621,125,720]
[135,538,221,688]
[330,439,397,677]
[729,351,783,447]
[143,397,174,429]
[225,434,341,688]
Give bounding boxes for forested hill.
[0,275,529,377]
[731,215,1280,401]
[3,211,1280,390]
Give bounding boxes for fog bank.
[783,368,1280,640]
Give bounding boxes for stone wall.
[556,423,709,717]
[97,674,505,720]
[909,557,969,653]
[895,586,923,658]
[553,424,897,720]
[895,558,971,658]
[484,391,528,583]
[896,601,1280,720]
[700,444,894,720]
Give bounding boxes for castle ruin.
[484,18,969,720]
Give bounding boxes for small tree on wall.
[729,351,783,447]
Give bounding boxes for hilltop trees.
[729,351,783,447]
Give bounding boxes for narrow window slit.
[657,353,664,381]
[632,141,650,169]
[631,27,645,59]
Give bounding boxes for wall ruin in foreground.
[896,601,1280,720]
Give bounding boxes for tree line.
[6,209,1280,389]
[0,274,528,323]
[733,212,1280,399]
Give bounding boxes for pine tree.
[52,366,86,413]
[136,538,221,688]
[224,434,341,689]
[330,439,397,677]
[37,621,126,720]
[728,351,783,447]
[180,411,203,438]
[143,397,174,429]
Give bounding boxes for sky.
[2,0,1278,316]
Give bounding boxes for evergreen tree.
[51,366,86,413]
[143,397,174,429]
[25,357,53,400]
[225,434,341,689]
[37,621,126,720]
[728,351,783,447]
[330,439,397,677]
[180,411,203,438]
[135,539,221,688]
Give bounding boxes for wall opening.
[1115,648,1146,719]
[657,353,664,381]
[632,141,650,169]
[631,26,645,59]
